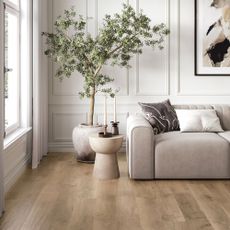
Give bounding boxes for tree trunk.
[88,87,95,126]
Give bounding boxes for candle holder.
[111,121,119,135]
[98,125,112,138]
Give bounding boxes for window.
[8,0,19,6]
[4,0,20,136]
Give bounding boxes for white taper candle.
[104,95,107,125]
[113,96,117,122]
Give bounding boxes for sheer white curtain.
[0,130,4,218]
[32,0,48,169]
[0,68,4,215]
[0,146,4,218]
[0,0,5,216]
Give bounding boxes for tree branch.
[108,44,123,56]
[93,33,140,79]
[94,65,103,78]
[107,32,139,57]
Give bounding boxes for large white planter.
[72,124,103,163]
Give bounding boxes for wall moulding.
[51,0,129,97]
[134,0,170,96]
[52,112,87,142]
[95,0,129,96]
[51,111,128,142]
[50,0,88,97]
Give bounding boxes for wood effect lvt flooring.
[1,153,230,230]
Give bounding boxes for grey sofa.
[126,104,230,179]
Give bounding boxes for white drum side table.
[89,134,123,180]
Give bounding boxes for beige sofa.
[126,105,230,179]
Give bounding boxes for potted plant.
[42,4,169,162]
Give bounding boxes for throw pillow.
[138,99,180,134]
[175,109,223,132]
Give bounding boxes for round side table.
[89,134,123,180]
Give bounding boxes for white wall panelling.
[134,0,170,96]
[48,0,230,152]
[51,0,87,98]
[51,111,128,142]
[3,133,32,193]
[52,113,87,141]
[97,0,129,96]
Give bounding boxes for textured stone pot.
[72,124,103,163]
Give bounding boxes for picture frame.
[195,0,230,76]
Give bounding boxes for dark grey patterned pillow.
[138,99,180,134]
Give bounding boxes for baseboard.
[48,142,75,153]
[48,141,126,153]
[4,153,31,194]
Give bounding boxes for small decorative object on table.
[111,121,119,135]
[98,125,112,138]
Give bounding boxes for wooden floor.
[1,153,230,230]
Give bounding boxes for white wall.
[47,0,230,152]
[3,133,32,193]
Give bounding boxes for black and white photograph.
[195,0,230,75]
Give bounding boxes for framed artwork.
[195,0,230,76]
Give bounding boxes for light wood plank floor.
[1,153,230,230]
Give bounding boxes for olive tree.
[42,4,169,126]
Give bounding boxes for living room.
[1,0,230,229]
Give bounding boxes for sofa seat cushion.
[155,132,230,179]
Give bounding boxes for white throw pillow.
[175,109,223,132]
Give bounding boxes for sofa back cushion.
[213,105,230,131]
[173,104,230,131]
[173,104,213,110]
[139,99,180,134]
[175,109,223,132]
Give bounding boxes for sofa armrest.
[126,114,154,179]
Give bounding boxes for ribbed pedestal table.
[89,134,123,180]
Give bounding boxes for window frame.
[3,0,19,11]
[3,0,21,136]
